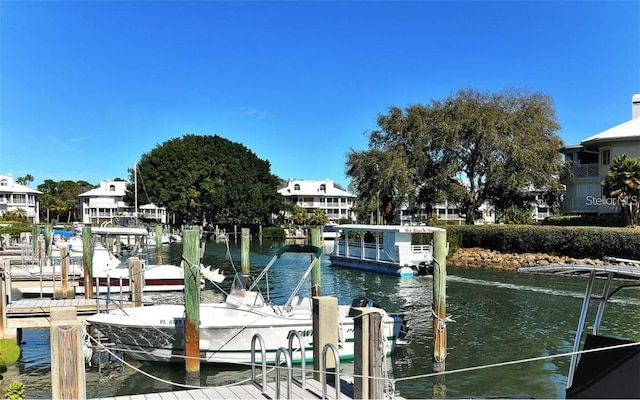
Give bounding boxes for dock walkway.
[99,376,354,400]
[4,297,135,329]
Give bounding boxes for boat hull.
[88,303,403,365]
[330,255,428,277]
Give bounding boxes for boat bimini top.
[519,263,640,398]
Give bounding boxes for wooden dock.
[3,297,135,330]
[99,376,355,400]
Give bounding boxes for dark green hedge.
[543,214,626,227]
[444,225,640,259]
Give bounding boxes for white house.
[0,174,42,223]
[560,94,640,214]
[77,180,168,225]
[278,179,356,223]
[77,180,130,225]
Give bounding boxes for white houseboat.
[329,224,445,277]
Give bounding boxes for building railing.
[564,163,599,179]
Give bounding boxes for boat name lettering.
[159,318,184,326]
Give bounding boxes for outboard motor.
[417,261,433,276]
[348,296,382,317]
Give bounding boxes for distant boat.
[322,224,338,240]
[329,224,444,277]
[87,244,409,365]
[13,226,186,296]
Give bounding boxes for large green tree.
[38,179,96,223]
[347,88,564,224]
[126,134,282,226]
[602,154,640,226]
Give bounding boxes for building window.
[602,149,611,165]
[294,184,300,190]
[319,184,326,192]
[0,179,6,186]
[109,184,116,192]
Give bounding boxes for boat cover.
[566,334,640,399]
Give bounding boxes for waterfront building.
[278,179,356,223]
[560,94,640,215]
[0,173,42,223]
[76,179,167,225]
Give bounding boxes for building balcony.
[561,163,599,180]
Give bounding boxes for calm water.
[7,239,640,399]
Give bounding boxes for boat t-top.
[520,262,640,398]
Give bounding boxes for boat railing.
[250,334,268,393]
[288,330,307,389]
[322,343,341,399]
[275,347,293,399]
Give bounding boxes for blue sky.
[1,1,639,190]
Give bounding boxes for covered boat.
[329,224,444,277]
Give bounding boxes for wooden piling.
[155,225,163,264]
[129,258,144,307]
[50,307,85,399]
[353,309,384,399]
[43,224,53,258]
[309,226,322,297]
[54,247,74,299]
[241,228,250,276]
[432,229,448,397]
[312,296,338,381]
[0,259,8,339]
[82,227,94,298]
[183,229,201,386]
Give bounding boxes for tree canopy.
[347,88,565,223]
[127,134,282,226]
[38,179,96,223]
[602,154,640,226]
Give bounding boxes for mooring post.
[310,226,322,297]
[353,308,384,399]
[50,307,85,400]
[155,225,163,264]
[43,224,53,258]
[55,247,73,299]
[0,260,8,340]
[432,229,448,398]
[354,308,370,399]
[241,228,250,277]
[312,296,338,381]
[183,229,201,386]
[128,257,143,307]
[82,227,94,299]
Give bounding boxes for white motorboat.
[519,263,640,398]
[87,244,409,365]
[330,224,444,277]
[13,226,185,295]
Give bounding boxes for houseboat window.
[602,149,611,165]
[364,231,374,243]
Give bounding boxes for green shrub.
[262,226,285,239]
[444,224,640,259]
[543,214,626,227]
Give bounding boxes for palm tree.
[602,154,640,226]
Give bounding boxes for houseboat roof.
[519,264,640,280]
[91,227,149,236]
[336,224,445,233]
